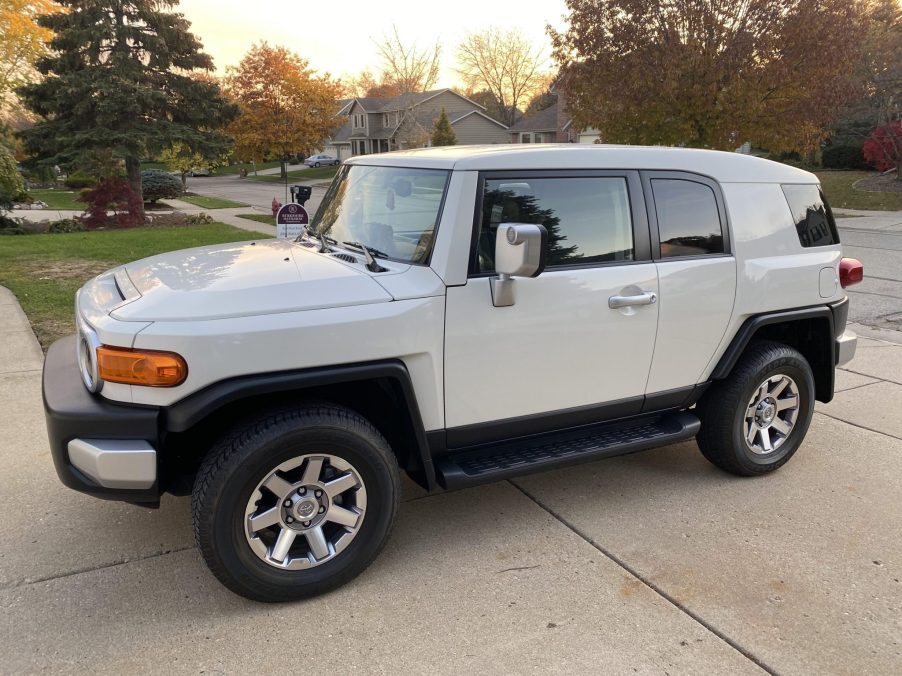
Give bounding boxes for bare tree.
[456,28,548,126]
[376,26,440,94]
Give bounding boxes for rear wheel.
[192,404,400,602]
[314,161,320,167]
[696,341,815,476]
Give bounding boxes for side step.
[436,412,700,490]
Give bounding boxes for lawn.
[177,195,249,209]
[215,160,282,175]
[815,171,902,211]
[237,213,276,225]
[28,189,85,211]
[249,165,339,183]
[0,223,271,349]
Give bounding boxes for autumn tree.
[344,70,399,99]
[526,90,557,116]
[463,89,507,123]
[226,43,344,179]
[376,25,440,94]
[17,0,235,222]
[158,141,228,189]
[551,0,873,154]
[0,0,58,118]
[863,120,902,178]
[456,28,548,126]
[431,108,456,146]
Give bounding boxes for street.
[1,210,900,673]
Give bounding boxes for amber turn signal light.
[96,346,188,387]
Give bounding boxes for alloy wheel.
[743,374,800,455]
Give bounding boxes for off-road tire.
[696,341,815,476]
[192,403,400,602]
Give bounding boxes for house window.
[353,114,366,128]
[533,133,543,143]
[520,133,531,143]
[383,113,395,127]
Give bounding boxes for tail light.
[839,258,863,288]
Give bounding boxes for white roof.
[346,144,817,184]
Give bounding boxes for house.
[324,89,509,160]
[509,85,601,145]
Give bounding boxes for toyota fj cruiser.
[43,145,862,601]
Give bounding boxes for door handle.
[608,291,657,309]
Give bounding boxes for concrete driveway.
[2,212,901,674]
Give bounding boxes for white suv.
[43,145,862,601]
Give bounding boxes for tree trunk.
[280,159,288,179]
[125,155,145,222]
[180,171,188,191]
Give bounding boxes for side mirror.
[492,223,547,307]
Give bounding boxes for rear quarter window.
[781,184,839,248]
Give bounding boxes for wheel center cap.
[758,401,776,424]
[293,497,318,520]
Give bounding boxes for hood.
[110,239,393,322]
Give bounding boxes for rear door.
[640,172,737,398]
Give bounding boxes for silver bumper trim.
[836,329,857,367]
[67,439,157,489]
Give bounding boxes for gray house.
[325,89,509,160]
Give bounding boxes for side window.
[651,179,724,257]
[781,184,839,248]
[475,177,634,273]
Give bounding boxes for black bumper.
[43,335,162,503]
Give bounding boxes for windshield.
[310,165,450,264]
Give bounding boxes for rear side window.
[475,176,634,272]
[781,184,839,248]
[651,179,724,257]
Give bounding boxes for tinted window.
[651,179,724,257]
[781,184,839,248]
[475,177,633,272]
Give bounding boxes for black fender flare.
[162,360,437,489]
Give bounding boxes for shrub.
[822,144,867,170]
[48,218,85,233]
[78,178,144,229]
[0,144,24,211]
[141,169,182,202]
[0,214,26,235]
[64,173,96,190]
[863,121,902,174]
[185,212,214,225]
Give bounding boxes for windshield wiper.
[342,241,389,272]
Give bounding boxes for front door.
[443,171,660,447]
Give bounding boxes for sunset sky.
[176,0,569,87]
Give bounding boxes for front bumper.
[43,335,162,503]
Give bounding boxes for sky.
[176,0,570,88]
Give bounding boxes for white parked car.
[44,145,862,602]
[303,153,340,167]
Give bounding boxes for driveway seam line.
[814,411,902,442]
[836,367,900,386]
[833,381,882,394]
[0,545,195,591]
[509,480,778,676]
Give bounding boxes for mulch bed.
[853,172,902,194]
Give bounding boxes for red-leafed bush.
[862,121,902,174]
[77,178,144,229]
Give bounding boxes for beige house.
[509,85,601,145]
[325,89,509,160]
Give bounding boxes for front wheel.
[314,162,320,167]
[192,404,400,602]
[696,341,815,476]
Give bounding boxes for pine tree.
[431,108,457,146]
[17,0,236,222]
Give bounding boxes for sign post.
[276,202,309,240]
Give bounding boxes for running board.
[436,412,700,490]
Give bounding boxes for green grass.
[249,165,339,183]
[28,189,85,211]
[0,223,271,349]
[815,171,902,211]
[140,161,168,171]
[237,213,276,225]
[177,195,249,209]
[215,160,282,175]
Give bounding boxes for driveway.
[1,213,901,673]
[185,173,329,213]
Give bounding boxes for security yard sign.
[276,203,309,239]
